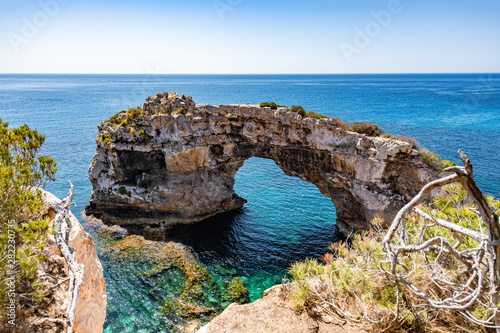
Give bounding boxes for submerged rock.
[222,277,249,305]
[86,92,438,230]
[104,235,219,331]
[83,213,129,240]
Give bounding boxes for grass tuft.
[289,185,500,332]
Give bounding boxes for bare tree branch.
[51,183,85,333]
[382,150,500,331]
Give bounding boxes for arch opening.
[232,157,337,243]
[161,156,344,300]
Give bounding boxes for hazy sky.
[0,0,499,74]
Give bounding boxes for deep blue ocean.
[1,74,500,332]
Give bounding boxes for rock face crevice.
[86,92,438,230]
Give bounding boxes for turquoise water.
[1,74,500,332]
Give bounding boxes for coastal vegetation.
[290,105,306,117]
[419,147,457,169]
[0,119,57,324]
[305,111,327,119]
[289,152,500,332]
[348,122,384,136]
[259,102,288,109]
[260,101,330,120]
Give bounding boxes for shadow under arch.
[232,142,368,229]
[162,157,345,299]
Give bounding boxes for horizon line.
[0,72,499,76]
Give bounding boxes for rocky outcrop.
[103,234,221,331]
[86,92,438,230]
[19,191,107,333]
[196,283,365,333]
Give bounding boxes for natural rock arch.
[86,92,438,231]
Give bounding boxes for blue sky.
[0,0,499,73]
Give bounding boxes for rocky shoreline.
[196,282,365,333]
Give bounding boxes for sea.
[1,74,499,332]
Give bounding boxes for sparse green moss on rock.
[418,148,457,170]
[104,235,221,331]
[222,277,250,305]
[305,111,327,119]
[174,107,186,115]
[260,102,288,110]
[100,133,111,145]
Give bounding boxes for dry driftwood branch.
[414,208,486,242]
[382,173,459,247]
[383,150,500,331]
[51,183,85,333]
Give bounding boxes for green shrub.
[442,159,457,168]
[305,111,326,119]
[0,119,57,320]
[418,148,457,170]
[125,108,145,123]
[330,117,348,130]
[260,102,287,110]
[100,133,112,145]
[383,133,399,140]
[174,107,186,115]
[348,122,384,136]
[109,108,146,127]
[290,105,306,117]
[118,187,127,195]
[108,110,126,124]
[289,185,500,332]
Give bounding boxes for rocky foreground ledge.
[86,92,438,231]
[196,283,365,333]
[18,191,107,332]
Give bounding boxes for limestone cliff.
[86,92,438,230]
[18,191,107,332]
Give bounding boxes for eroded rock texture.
[18,191,107,333]
[86,92,438,230]
[196,283,366,333]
